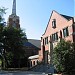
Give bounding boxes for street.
[0,71,48,75]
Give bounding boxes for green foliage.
[0,7,27,68]
[0,7,6,60]
[0,7,6,14]
[52,39,72,73]
[0,26,27,68]
[64,42,75,74]
[0,7,6,22]
[2,27,27,68]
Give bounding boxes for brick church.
[7,0,41,68]
[7,0,20,28]
[7,0,75,69]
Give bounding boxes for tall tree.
[0,7,27,68]
[2,27,27,68]
[0,7,6,68]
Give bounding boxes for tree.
[64,42,75,74]
[0,7,6,68]
[52,39,72,73]
[0,7,6,23]
[2,27,27,68]
[0,7,27,68]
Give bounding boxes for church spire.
[7,0,20,28]
[12,0,16,15]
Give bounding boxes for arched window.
[33,61,35,65]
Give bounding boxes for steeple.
[12,0,16,15]
[7,0,20,28]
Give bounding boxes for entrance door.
[45,51,48,64]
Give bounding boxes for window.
[60,30,62,38]
[45,38,46,45]
[52,32,58,41]
[63,27,69,37]
[43,39,44,45]
[33,61,35,65]
[45,37,48,45]
[52,19,56,28]
[46,37,48,44]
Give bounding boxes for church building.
[7,0,41,68]
[39,10,75,65]
[7,0,20,28]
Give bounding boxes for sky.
[0,0,74,40]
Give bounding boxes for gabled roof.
[60,14,73,20]
[24,42,37,48]
[28,39,41,49]
[42,10,73,36]
[24,39,41,49]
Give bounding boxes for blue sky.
[0,0,74,39]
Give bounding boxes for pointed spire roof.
[12,0,16,15]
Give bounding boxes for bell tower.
[7,0,20,28]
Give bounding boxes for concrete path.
[0,71,48,75]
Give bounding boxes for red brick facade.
[39,10,75,64]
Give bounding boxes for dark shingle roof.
[24,42,35,47]
[28,39,41,49]
[60,14,73,20]
[24,39,41,49]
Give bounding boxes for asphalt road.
[0,71,48,75]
